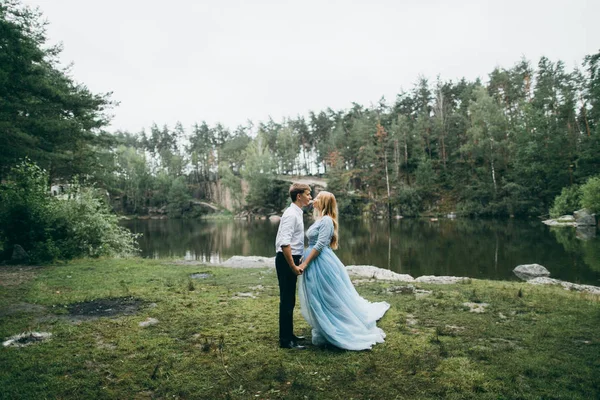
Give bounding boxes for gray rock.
[11,245,29,263]
[557,215,575,222]
[139,317,159,327]
[3,332,52,347]
[527,277,600,295]
[220,256,275,268]
[190,273,212,279]
[574,209,596,226]
[414,276,469,284]
[463,302,489,313]
[346,265,414,282]
[387,285,415,294]
[542,219,577,227]
[513,264,550,281]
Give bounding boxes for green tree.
[0,0,114,180]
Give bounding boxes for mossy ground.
[1,259,599,399]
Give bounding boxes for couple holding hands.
[274,183,390,351]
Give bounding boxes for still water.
[120,218,600,286]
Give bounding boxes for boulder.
[11,245,29,264]
[574,209,596,226]
[414,276,469,284]
[513,264,550,281]
[542,218,577,227]
[345,265,414,282]
[527,277,600,295]
[220,256,275,268]
[556,215,575,222]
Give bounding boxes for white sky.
[22,0,600,134]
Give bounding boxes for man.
[275,183,312,349]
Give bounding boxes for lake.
[120,217,600,286]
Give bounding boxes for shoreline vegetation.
[1,257,599,399]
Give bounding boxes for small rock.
[220,256,275,269]
[406,314,418,326]
[445,325,465,332]
[269,215,281,223]
[387,285,415,294]
[190,273,212,279]
[415,276,469,284]
[513,264,550,281]
[3,331,52,347]
[139,317,159,327]
[415,289,433,298]
[232,292,256,299]
[463,302,489,313]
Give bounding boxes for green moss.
[1,258,599,399]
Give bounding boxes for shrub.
[51,184,140,259]
[393,186,422,217]
[0,160,56,262]
[549,185,582,218]
[580,176,600,214]
[0,160,139,263]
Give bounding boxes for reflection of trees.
[122,219,600,285]
[582,241,600,273]
[551,227,600,274]
[336,219,600,284]
[122,219,277,262]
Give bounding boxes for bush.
[393,186,422,217]
[0,160,139,263]
[51,185,140,259]
[0,160,56,262]
[580,176,600,214]
[549,185,582,218]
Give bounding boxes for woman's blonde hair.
[313,191,339,250]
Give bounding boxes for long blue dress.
[298,216,390,350]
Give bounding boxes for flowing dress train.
[298,216,390,350]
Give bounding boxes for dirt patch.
[66,297,148,319]
[0,266,40,287]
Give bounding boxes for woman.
[298,191,390,350]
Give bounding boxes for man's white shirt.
[275,203,304,256]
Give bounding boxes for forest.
[2,0,600,221]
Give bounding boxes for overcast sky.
[22,0,600,134]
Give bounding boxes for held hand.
[293,266,303,276]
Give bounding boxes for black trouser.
[275,252,302,343]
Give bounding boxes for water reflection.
[121,218,600,286]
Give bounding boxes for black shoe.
[279,340,306,350]
[292,335,306,341]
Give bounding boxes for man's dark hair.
[289,183,311,202]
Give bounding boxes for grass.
[1,258,599,399]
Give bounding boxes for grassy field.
[1,258,599,399]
